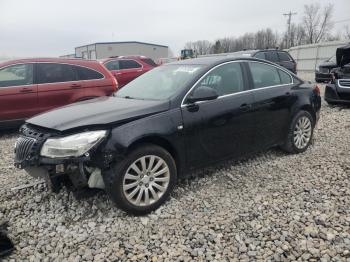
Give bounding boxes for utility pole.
[283,11,297,48]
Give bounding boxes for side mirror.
[187,86,219,104]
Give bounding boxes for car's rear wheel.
[104,144,177,215]
[281,110,314,154]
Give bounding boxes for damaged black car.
[14,57,321,215]
[325,44,350,105]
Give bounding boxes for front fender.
[101,108,186,169]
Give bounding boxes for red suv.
[101,56,157,88]
[0,58,117,129]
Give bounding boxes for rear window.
[141,58,157,67]
[105,60,119,71]
[36,63,77,84]
[278,70,293,84]
[119,60,142,69]
[254,52,266,60]
[266,51,279,62]
[76,66,104,80]
[278,52,292,62]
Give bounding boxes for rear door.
[247,61,295,149]
[265,51,279,64]
[117,59,143,87]
[75,65,115,97]
[0,63,38,122]
[277,51,295,73]
[36,63,85,113]
[104,59,120,81]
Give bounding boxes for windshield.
[115,64,203,100]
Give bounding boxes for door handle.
[19,88,33,93]
[285,92,291,96]
[239,103,251,112]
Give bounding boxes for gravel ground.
[0,91,349,261]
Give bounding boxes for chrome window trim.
[0,63,35,89]
[338,79,350,88]
[181,60,294,107]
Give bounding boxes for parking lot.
[0,85,349,261]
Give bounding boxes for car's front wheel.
[281,110,314,154]
[104,144,177,215]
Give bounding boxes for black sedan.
[14,57,321,215]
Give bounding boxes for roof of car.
[169,56,274,66]
[0,57,100,67]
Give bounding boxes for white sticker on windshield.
[174,66,201,74]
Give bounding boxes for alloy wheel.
[293,116,312,149]
[122,155,170,206]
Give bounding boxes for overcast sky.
[0,0,349,58]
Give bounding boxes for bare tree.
[184,40,212,55]
[287,23,307,47]
[302,3,334,44]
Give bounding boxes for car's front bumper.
[315,72,332,82]
[325,83,350,104]
[14,124,114,192]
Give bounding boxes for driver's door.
[181,62,256,168]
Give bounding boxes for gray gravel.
[1,95,349,261]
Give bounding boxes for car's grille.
[14,124,52,168]
[15,136,37,162]
[338,79,350,88]
[319,67,329,74]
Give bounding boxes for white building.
[75,41,169,61]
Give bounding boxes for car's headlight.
[40,130,107,158]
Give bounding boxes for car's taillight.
[313,84,320,96]
[112,77,118,91]
[294,63,297,74]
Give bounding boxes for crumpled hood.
[26,96,170,132]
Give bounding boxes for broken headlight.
[40,130,107,158]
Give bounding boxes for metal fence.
[288,40,349,73]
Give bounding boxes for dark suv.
[232,49,297,74]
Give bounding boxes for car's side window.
[0,64,33,88]
[254,52,266,60]
[249,62,282,88]
[278,69,292,84]
[75,66,104,80]
[105,60,119,71]
[266,51,279,62]
[36,63,77,84]
[119,60,142,70]
[196,62,244,96]
[278,52,292,62]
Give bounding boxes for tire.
[281,110,314,154]
[104,144,177,215]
